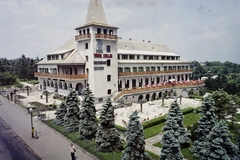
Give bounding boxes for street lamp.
[29,108,34,138]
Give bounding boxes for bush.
[142,115,167,129]
[115,124,127,132]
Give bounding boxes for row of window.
[78,28,114,35]
[47,54,63,61]
[118,54,180,61]
[118,66,189,72]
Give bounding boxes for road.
[0,95,96,160]
[0,116,41,160]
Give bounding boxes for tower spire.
[85,0,108,25]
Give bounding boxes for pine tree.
[64,89,80,133]
[166,99,191,147]
[121,111,150,160]
[191,95,217,158]
[95,97,123,152]
[78,87,98,140]
[201,121,240,160]
[53,101,67,126]
[160,130,184,160]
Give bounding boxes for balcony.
[114,81,204,101]
[75,34,91,41]
[95,33,117,40]
[34,72,88,80]
[118,69,192,77]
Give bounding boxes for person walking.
[70,143,76,160]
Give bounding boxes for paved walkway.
[0,96,96,160]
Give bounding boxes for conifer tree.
[95,97,123,152]
[191,95,217,158]
[53,101,67,126]
[201,121,240,160]
[166,99,191,147]
[78,87,98,140]
[121,111,150,160]
[64,89,80,133]
[160,130,184,160]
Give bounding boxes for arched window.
[107,75,111,81]
[106,45,111,52]
[107,89,111,95]
[107,59,111,66]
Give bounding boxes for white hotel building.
[35,0,204,103]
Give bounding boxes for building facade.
[35,0,204,103]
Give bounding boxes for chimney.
[129,38,132,41]
[148,41,151,43]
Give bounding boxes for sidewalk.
[0,96,97,160]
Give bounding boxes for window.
[107,89,111,95]
[162,56,165,60]
[137,55,140,59]
[86,56,88,62]
[151,67,156,71]
[118,68,123,72]
[133,67,137,72]
[103,29,107,34]
[99,98,103,102]
[122,55,128,59]
[118,54,120,59]
[79,30,82,35]
[107,59,111,66]
[75,68,77,75]
[149,56,153,60]
[143,55,148,60]
[85,43,88,49]
[107,75,111,81]
[97,28,101,34]
[109,30,113,35]
[124,67,130,72]
[106,45,111,52]
[129,55,135,60]
[87,28,90,34]
[154,56,159,60]
[138,67,143,72]
[157,66,161,71]
[83,29,86,34]
[56,55,59,60]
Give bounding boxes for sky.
[0,0,240,64]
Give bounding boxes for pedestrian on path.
[70,143,76,160]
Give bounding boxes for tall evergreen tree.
[166,99,191,147]
[53,101,67,126]
[95,97,122,152]
[64,89,80,133]
[191,95,217,158]
[160,130,184,160]
[78,87,98,140]
[121,111,150,160]
[201,121,240,160]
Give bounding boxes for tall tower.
[75,0,118,102]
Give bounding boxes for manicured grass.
[183,113,201,128]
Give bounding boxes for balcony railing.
[75,34,91,41]
[118,69,192,77]
[95,33,118,40]
[113,81,204,101]
[34,72,88,80]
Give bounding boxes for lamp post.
[29,108,34,138]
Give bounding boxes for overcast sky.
[0,0,240,64]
